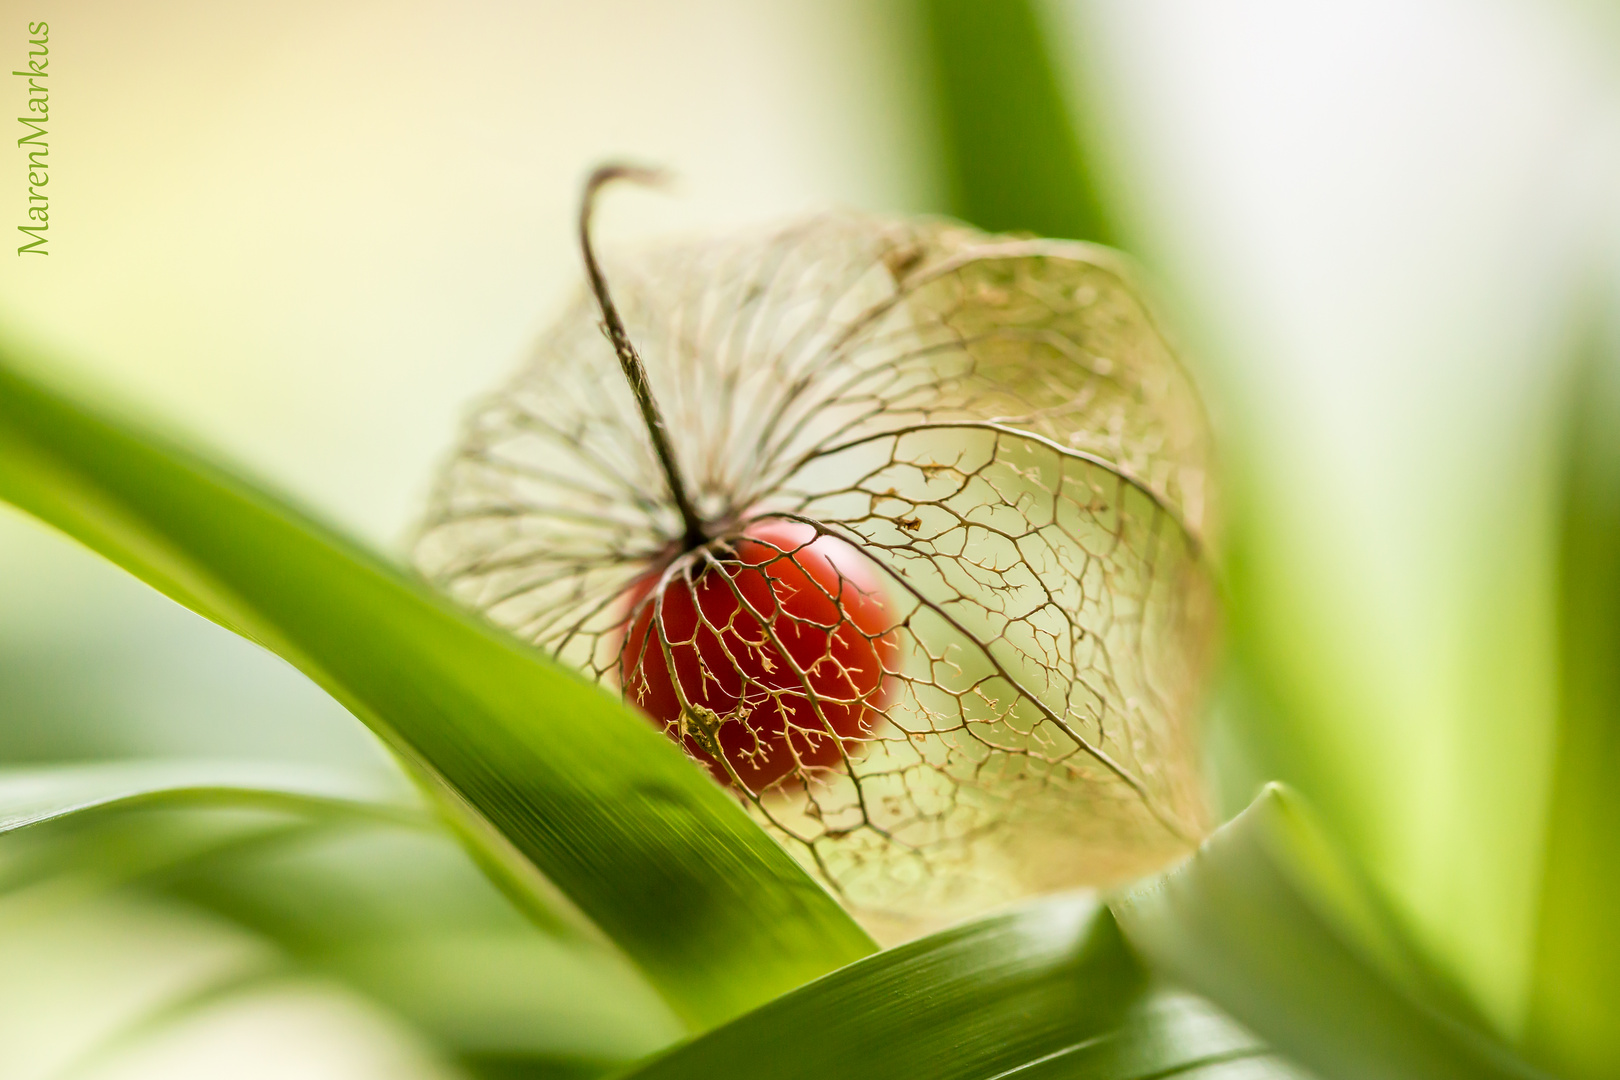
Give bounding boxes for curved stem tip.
[578,164,707,552]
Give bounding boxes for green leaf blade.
[0,355,874,1029]
[619,893,1292,1080]
[0,760,426,835]
[919,0,1117,245]
[1114,785,1547,1080]
[1525,322,1620,1078]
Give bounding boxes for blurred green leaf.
[1114,785,1545,1080]
[620,892,1301,1080]
[0,760,425,835]
[0,354,874,1030]
[919,0,1116,245]
[0,780,677,1079]
[154,821,684,1077]
[1526,318,1620,1078]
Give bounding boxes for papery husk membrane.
[415,213,1217,940]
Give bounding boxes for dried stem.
[578,164,708,551]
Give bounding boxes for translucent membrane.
[415,214,1216,940]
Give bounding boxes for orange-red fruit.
[621,520,899,792]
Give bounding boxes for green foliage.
[155,815,685,1077]
[0,761,424,836]
[1526,321,1620,1078]
[1116,786,1545,1080]
[0,745,1546,1078]
[917,0,1117,245]
[0,773,681,1078]
[0,355,873,1031]
[622,893,1294,1080]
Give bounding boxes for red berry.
[621,520,899,792]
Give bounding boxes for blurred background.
[1,0,1618,1076]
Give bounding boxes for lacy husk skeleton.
[415,172,1216,939]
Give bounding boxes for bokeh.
[2,0,1618,1074]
